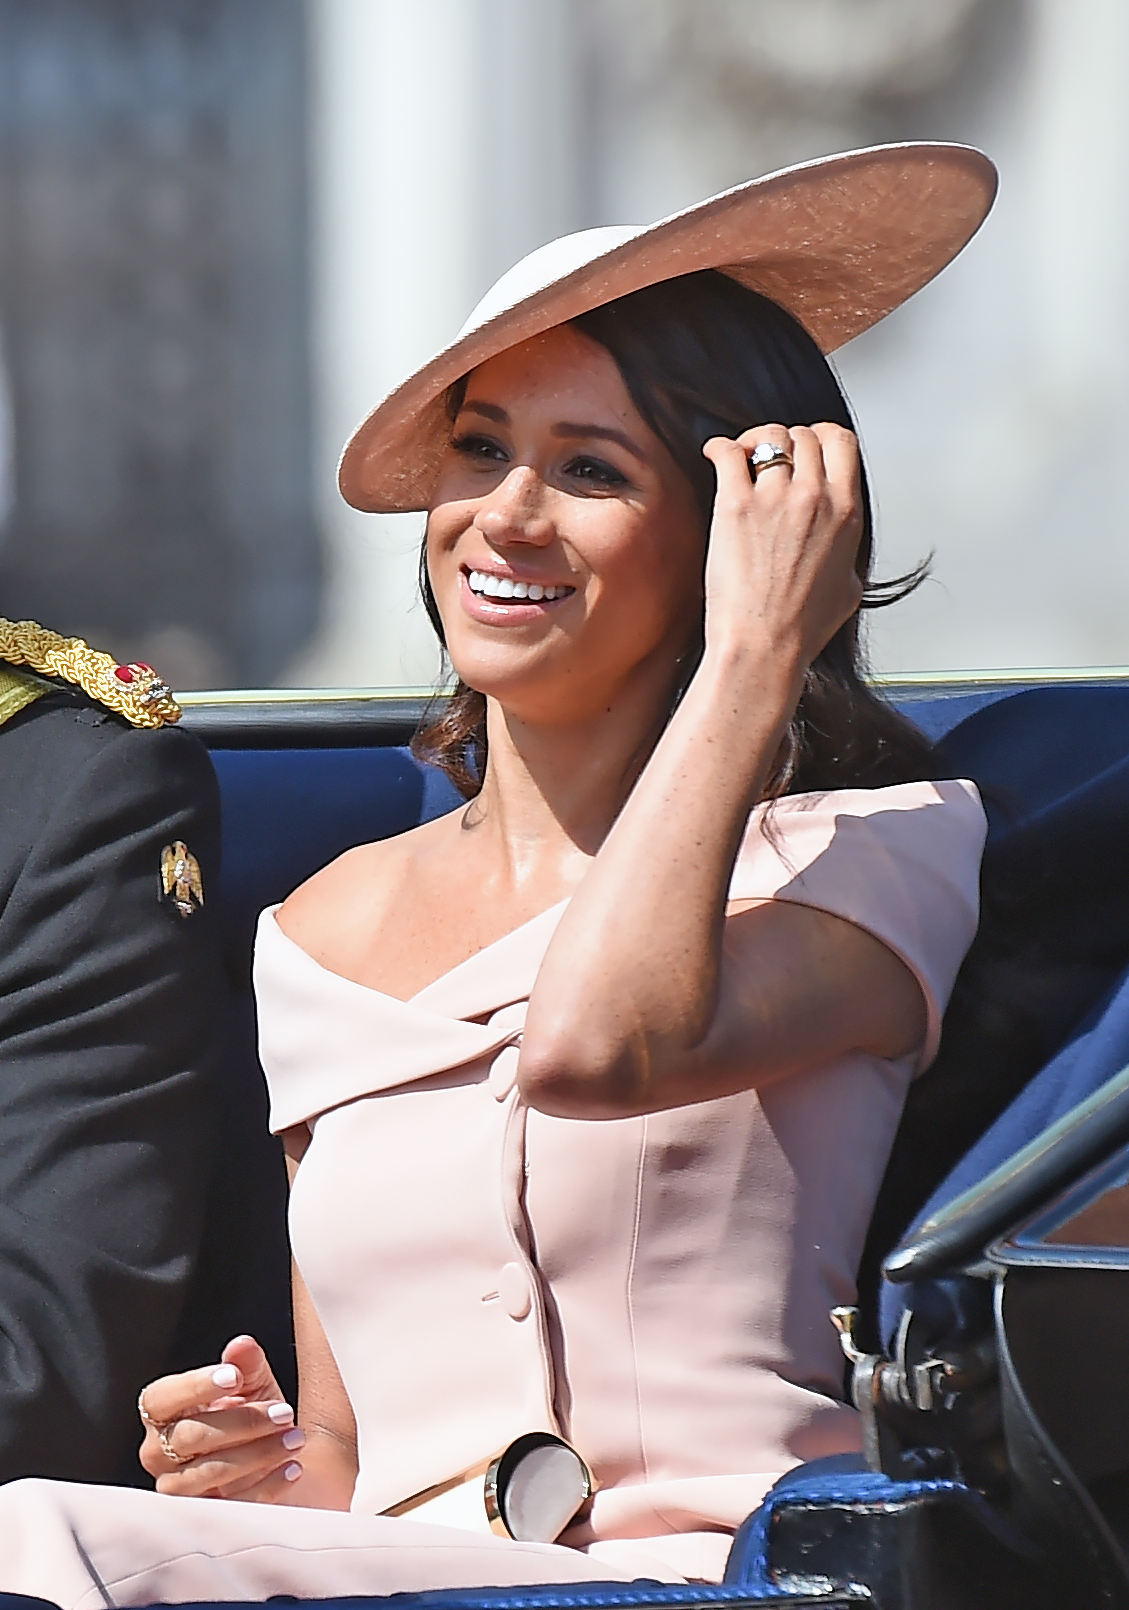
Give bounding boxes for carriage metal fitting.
[831,1305,1001,1484]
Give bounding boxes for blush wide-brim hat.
[339,140,997,515]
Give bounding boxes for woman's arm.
[138,1131,359,1507]
[283,1135,360,1509]
[518,424,925,1118]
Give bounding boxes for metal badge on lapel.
[160,841,204,918]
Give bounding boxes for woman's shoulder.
[273,807,464,984]
[734,776,986,891]
[769,775,982,819]
[731,777,986,1070]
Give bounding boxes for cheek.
[613,516,704,623]
[424,506,468,585]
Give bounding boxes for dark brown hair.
[413,269,935,798]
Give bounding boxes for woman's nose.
[474,466,554,547]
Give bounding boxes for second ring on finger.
[159,1422,192,1465]
[138,1389,192,1467]
[745,431,794,481]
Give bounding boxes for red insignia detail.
[114,665,135,683]
[135,662,153,672]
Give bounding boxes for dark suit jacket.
[0,688,224,1481]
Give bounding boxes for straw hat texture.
[339,141,997,515]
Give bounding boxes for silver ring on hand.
[138,1389,191,1465]
[748,441,794,478]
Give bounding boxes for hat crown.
[457,225,643,342]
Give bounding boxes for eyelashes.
[565,455,628,488]
[451,432,507,463]
[450,434,630,490]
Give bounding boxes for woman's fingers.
[157,1401,297,1463]
[139,1397,297,1479]
[153,1415,306,1498]
[137,1337,296,1490]
[739,426,797,487]
[139,1360,248,1428]
[218,1455,307,1504]
[809,422,863,526]
[701,422,864,666]
[218,1334,284,1400]
[139,1337,285,1427]
[703,433,778,505]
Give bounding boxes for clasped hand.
[138,1335,304,1500]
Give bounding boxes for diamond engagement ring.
[748,441,794,477]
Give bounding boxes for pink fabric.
[0,777,985,1604]
[0,1480,660,1610]
[258,777,985,1571]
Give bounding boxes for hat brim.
[339,141,997,514]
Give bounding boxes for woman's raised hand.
[138,1334,306,1500]
[701,424,864,676]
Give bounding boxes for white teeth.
[467,571,571,602]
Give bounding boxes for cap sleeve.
[729,779,986,1071]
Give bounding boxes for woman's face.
[426,323,705,724]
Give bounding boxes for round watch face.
[485,1432,594,1543]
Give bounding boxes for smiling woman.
[0,143,995,1605]
[424,325,706,742]
[415,270,939,799]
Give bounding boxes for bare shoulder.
[276,807,464,983]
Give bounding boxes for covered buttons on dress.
[489,1040,521,1101]
[499,1261,533,1320]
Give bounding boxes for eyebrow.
[458,399,649,463]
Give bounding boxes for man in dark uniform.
[0,619,224,1482]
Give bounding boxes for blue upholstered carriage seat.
[172,680,1129,1606]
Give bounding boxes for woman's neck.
[466,663,683,888]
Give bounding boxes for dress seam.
[624,1114,649,1479]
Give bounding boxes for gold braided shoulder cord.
[0,618,181,729]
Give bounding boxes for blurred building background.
[0,0,1125,689]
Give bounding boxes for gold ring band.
[748,441,794,477]
[137,1389,191,1465]
[158,1425,191,1465]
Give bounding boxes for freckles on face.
[425,323,705,702]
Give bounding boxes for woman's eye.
[451,432,508,463]
[565,455,627,488]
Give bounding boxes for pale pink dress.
[0,779,985,1608]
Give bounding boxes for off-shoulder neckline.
[261,897,571,1006]
[258,777,973,1007]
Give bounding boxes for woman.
[0,142,994,1604]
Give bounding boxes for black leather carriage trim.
[176,673,1129,751]
[178,693,439,748]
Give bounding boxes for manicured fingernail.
[211,1364,239,1388]
[281,1428,305,1451]
[283,1461,303,1482]
[266,1402,294,1425]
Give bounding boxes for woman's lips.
[459,568,576,621]
[465,568,575,603]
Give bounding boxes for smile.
[466,570,575,603]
